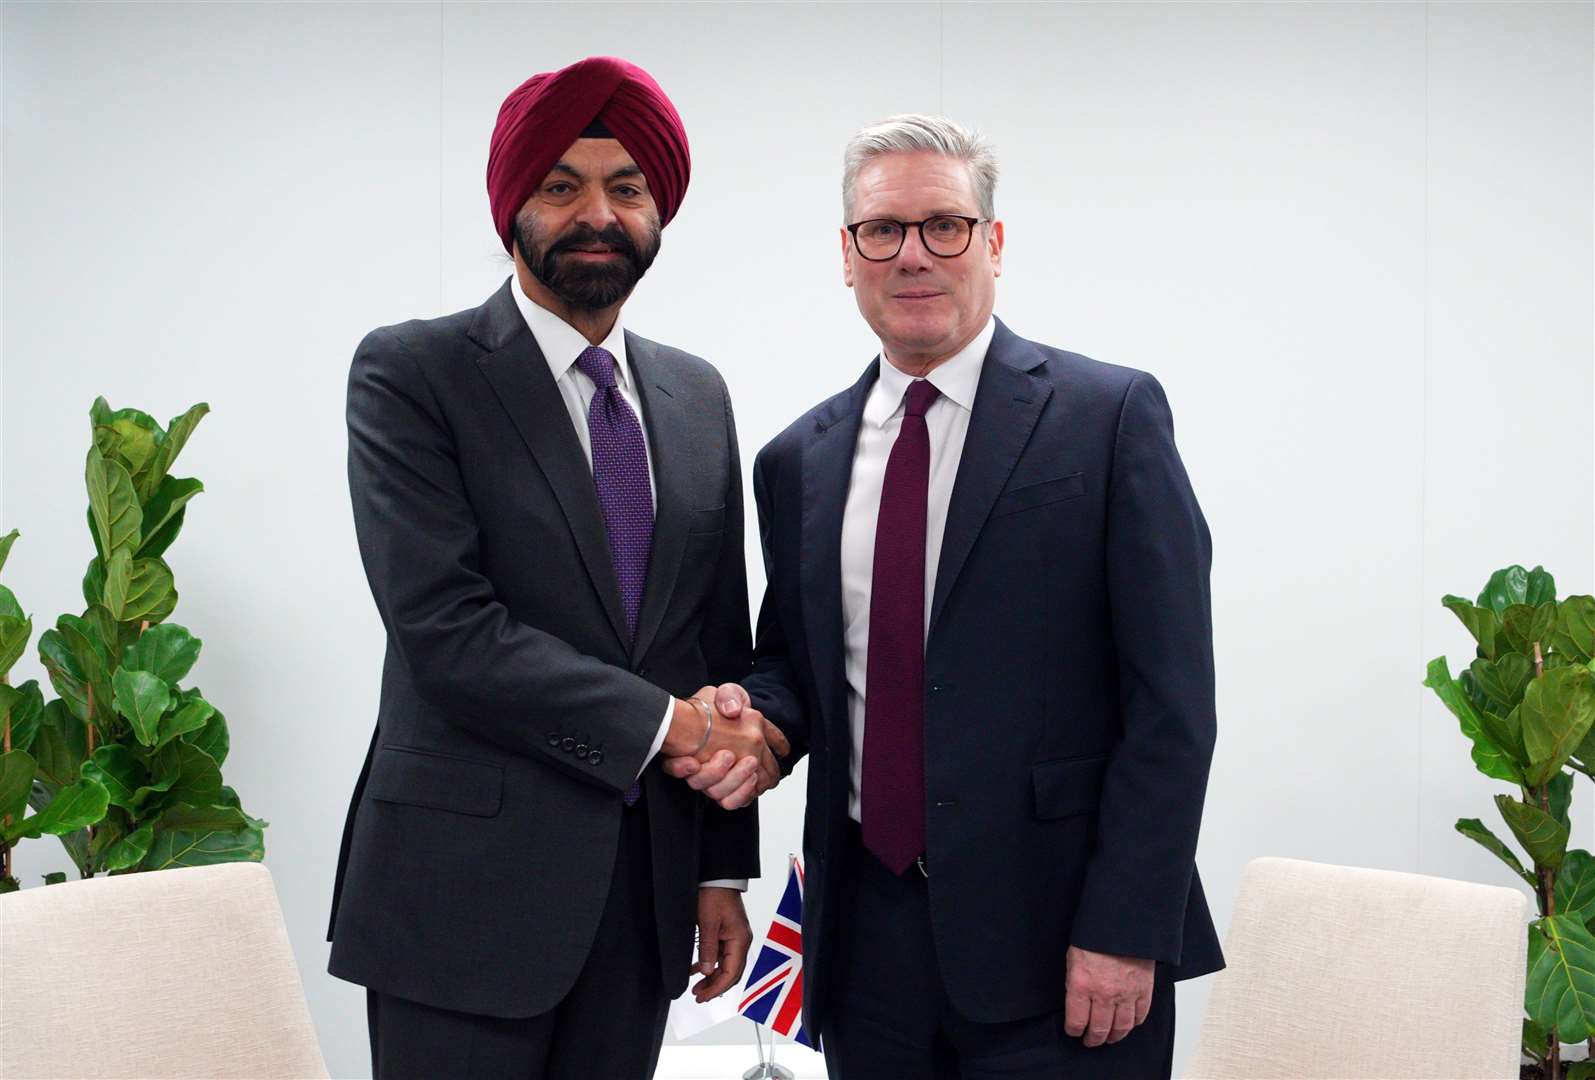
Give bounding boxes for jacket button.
[561,737,576,753]
[575,743,588,757]
[588,750,604,766]
[639,666,652,677]
[547,732,562,747]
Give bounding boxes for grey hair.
[841,113,998,224]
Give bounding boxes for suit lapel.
[469,281,631,649]
[626,332,690,667]
[929,319,1052,636]
[800,362,877,735]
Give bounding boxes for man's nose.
[572,188,620,232]
[893,225,935,271]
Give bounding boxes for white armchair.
[1184,855,1531,1080]
[1,861,329,1079]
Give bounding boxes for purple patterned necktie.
[575,345,654,807]
[862,378,940,874]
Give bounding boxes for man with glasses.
[667,114,1224,1077]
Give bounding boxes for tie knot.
[903,379,940,419]
[575,346,618,390]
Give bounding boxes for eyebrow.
[548,162,646,183]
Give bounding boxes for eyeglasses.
[845,215,988,261]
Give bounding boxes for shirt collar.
[508,275,632,390]
[864,315,996,428]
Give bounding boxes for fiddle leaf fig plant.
[0,398,267,894]
[1428,565,1595,1078]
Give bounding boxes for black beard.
[514,216,661,311]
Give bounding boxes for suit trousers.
[365,796,671,1079]
[821,823,1176,1080]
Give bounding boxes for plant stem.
[83,682,95,877]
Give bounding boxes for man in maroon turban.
[328,55,788,1079]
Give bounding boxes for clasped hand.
[662,683,788,810]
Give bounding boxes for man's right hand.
[661,683,789,810]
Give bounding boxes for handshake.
[658,684,789,811]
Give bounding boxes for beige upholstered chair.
[1184,855,1531,1080]
[1,861,329,1079]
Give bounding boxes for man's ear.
[988,218,1004,279]
[841,227,855,288]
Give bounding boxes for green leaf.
[1527,913,1595,1040]
[85,448,142,558]
[1555,596,1595,664]
[41,871,66,886]
[1456,817,1535,887]
[1499,793,1571,869]
[1521,666,1595,785]
[0,876,16,894]
[2,777,108,842]
[81,557,106,611]
[1567,1063,1595,1080]
[112,668,170,747]
[1557,850,1595,920]
[95,418,158,484]
[1550,770,1575,825]
[0,613,32,679]
[80,744,172,811]
[154,694,214,751]
[1443,596,1499,660]
[53,614,112,717]
[0,680,45,755]
[102,551,177,624]
[38,628,91,724]
[1523,1017,1549,1063]
[0,528,17,576]
[151,741,222,810]
[141,823,263,870]
[122,622,200,684]
[215,783,240,808]
[155,802,254,832]
[137,476,201,557]
[146,403,209,494]
[0,750,36,821]
[184,697,229,767]
[1502,602,1559,658]
[1480,565,1543,615]
[1426,657,1524,783]
[1470,653,1534,713]
[30,701,87,789]
[102,822,155,871]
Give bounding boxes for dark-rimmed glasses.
[846,215,988,261]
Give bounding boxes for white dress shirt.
[511,281,745,890]
[840,316,997,824]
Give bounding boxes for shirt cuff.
[637,696,675,780]
[699,879,749,891]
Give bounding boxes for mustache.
[547,223,640,261]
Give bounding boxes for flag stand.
[742,1019,794,1080]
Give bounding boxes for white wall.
[2,3,1590,1077]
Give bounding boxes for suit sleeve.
[742,443,812,777]
[697,375,761,882]
[1068,373,1217,965]
[346,326,669,792]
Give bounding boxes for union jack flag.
[736,855,819,1049]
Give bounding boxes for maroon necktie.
[861,378,940,874]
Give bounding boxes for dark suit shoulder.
[354,302,481,371]
[624,331,729,402]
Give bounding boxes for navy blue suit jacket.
[743,317,1224,1034]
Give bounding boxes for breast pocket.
[990,472,1087,519]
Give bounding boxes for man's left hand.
[692,887,752,1002]
[1063,946,1155,1047]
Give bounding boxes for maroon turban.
[486,56,690,254]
